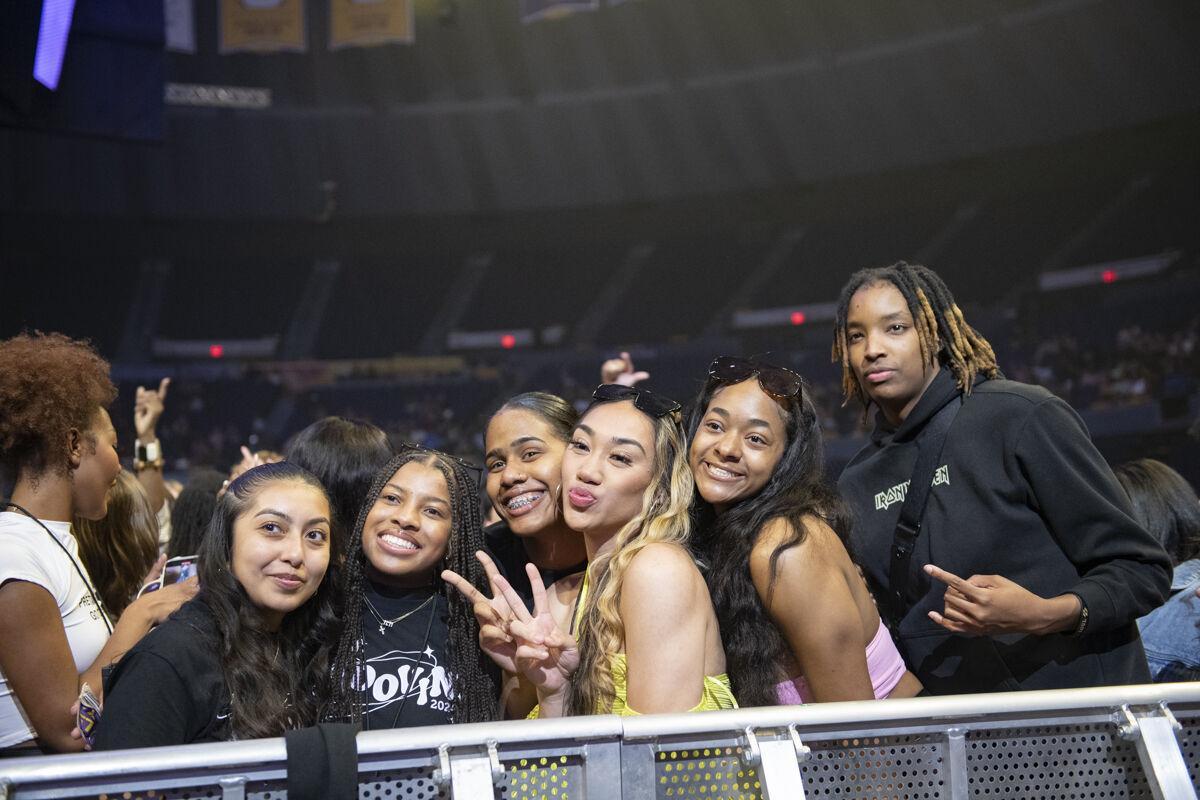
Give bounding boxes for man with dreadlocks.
[832,262,1170,695]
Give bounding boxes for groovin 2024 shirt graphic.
[359,582,455,729]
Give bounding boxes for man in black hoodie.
[832,262,1170,694]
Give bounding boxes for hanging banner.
[219,0,306,54]
[164,0,196,54]
[519,0,598,24]
[329,0,414,49]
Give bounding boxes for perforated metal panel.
[94,789,220,800]
[967,723,1151,798]
[357,769,446,800]
[1180,713,1200,788]
[802,733,946,799]
[500,754,580,800]
[653,745,761,799]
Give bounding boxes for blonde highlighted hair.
[567,405,695,716]
[75,470,160,618]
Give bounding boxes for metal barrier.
[1,683,1197,800]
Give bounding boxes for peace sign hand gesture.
[442,552,579,695]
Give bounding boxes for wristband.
[135,440,164,471]
[1067,593,1089,637]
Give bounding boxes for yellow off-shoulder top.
[528,570,737,717]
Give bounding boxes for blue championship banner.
[329,0,414,50]
[519,0,599,24]
[219,0,306,54]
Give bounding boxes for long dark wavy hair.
[1115,458,1200,566]
[326,449,499,725]
[284,416,394,558]
[685,369,854,707]
[196,461,341,739]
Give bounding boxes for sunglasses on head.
[708,356,804,400]
[591,383,682,418]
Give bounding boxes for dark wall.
[1,0,1198,217]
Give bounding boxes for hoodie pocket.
[900,628,1022,694]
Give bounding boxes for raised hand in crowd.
[220,446,284,496]
[600,351,650,387]
[133,377,170,516]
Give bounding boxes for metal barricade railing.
[1,682,1197,800]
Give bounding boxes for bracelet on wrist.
[134,439,164,471]
[1067,593,1089,637]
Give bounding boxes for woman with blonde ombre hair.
[75,470,162,620]
[446,385,734,717]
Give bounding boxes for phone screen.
[163,555,199,586]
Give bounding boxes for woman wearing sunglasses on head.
[687,357,921,705]
[325,446,498,728]
[447,385,734,717]
[93,462,338,748]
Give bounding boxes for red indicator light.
[790,311,806,326]
[500,334,516,349]
[1101,269,1117,284]
[209,344,224,358]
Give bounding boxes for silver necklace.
[364,592,436,636]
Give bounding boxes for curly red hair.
[0,332,116,481]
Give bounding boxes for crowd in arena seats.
[1007,320,1199,413]
[101,315,1200,478]
[3,261,1194,757]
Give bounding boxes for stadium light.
[33,0,76,90]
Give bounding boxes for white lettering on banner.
[874,465,950,510]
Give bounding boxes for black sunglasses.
[397,441,483,476]
[591,383,682,418]
[708,356,804,400]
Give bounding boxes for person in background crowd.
[94,462,337,748]
[74,470,161,620]
[220,447,285,496]
[284,416,394,561]
[687,356,921,704]
[167,467,227,558]
[449,385,734,717]
[0,332,195,754]
[1115,458,1200,682]
[832,262,1171,694]
[482,392,589,716]
[132,378,173,550]
[326,448,498,728]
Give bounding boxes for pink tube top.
[775,620,906,704]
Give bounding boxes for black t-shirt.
[93,598,231,749]
[359,580,455,730]
[484,521,587,609]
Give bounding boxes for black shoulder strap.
[885,396,962,627]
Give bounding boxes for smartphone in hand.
[76,683,101,748]
[162,555,199,586]
[138,554,199,596]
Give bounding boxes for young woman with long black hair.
[448,385,734,717]
[325,447,498,728]
[687,356,921,705]
[93,461,339,747]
